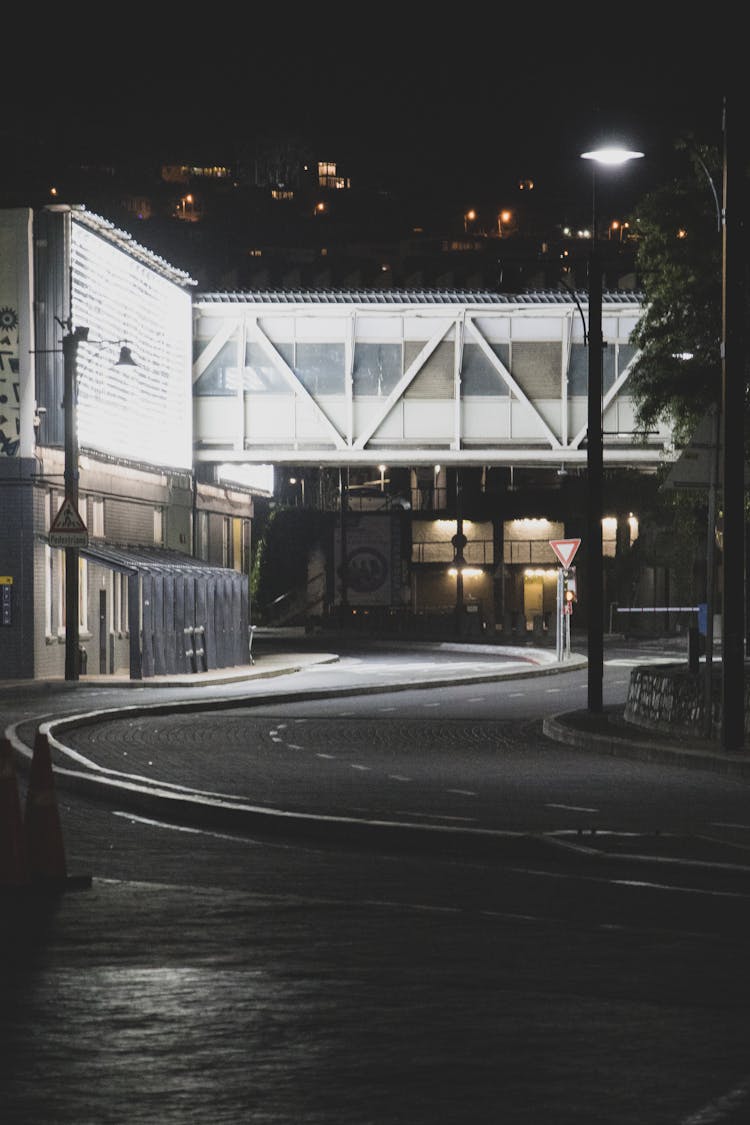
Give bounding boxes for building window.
[56,556,65,637]
[113,572,129,635]
[317,161,350,189]
[59,556,89,636]
[196,511,209,561]
[91,497,104,538]
[45,546,54,637]
[79,557,88,634]
[222,517,232,567]
[154,507,164,546]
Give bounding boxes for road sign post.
[550,540,581,662]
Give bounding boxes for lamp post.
[580,146,643,712]
[57,317,136,680]
[719,95,747,751]
[61,322,88,680]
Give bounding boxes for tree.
[251,506,332,622]
[628,140,724,446]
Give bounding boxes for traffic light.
[563,568,577,611]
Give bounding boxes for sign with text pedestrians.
[549,538,580,569]
[49,497,88,548]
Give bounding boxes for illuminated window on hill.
[317,161,350,189]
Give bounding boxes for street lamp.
[580,145,643,713]
[58,317,136,681]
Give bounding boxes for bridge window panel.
[193,316,228,346]
[568,344,587,395]
[241,341,289,393]
[460,343,510,395]
[568,342,619,395]
[509,315,562,341]
[461,399,511,441]
[603,346,616,393]
[509,342,561,397]
[353,316,403,342]
[193,342,240,396]
[294,342,345,395]
[403,399,454,438]
[472,316,511,343]
[617,343,636,376]
[353,343,402,396]
[403,315,455,341]
[509,399,553,438]
[357,401,404,440]
[244,397,297,442]
[294,316,347,341]
[403,341,454,398]
[195,396,243,446]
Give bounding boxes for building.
[0,205,264,680]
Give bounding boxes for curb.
[542,712,750,780]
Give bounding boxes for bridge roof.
[195,287,642,306]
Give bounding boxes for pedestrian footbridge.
[191,288,672,471]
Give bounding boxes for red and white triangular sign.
[549,538,581,568]
[50,497,87,533]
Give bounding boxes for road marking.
[350,764,371,771]
[379,706,397,712]
[509,692,525,697]
[711,821,750,831]
[287,743,305,750]
[679,1077,750,1123]
[422,702,441,708]
[112,812,257,844]
[446,788,478,797]
[545,687,562,693]
[396,811,477,823]
[546,802,599,813]
[388,774,412,782]
[467,696,485,703]
[316,752,335,759]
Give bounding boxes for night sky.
[5,17,737,225]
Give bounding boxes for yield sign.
[549,538,581,568]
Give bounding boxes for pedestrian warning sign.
[549,538,581,568]
[49,498,88,547]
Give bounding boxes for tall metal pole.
[339,465,348,626]
[453,468,466,638]
[587,165,604,713]
[62,326,81,681]
[720,94,747,751]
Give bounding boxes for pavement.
[4,632,750,874]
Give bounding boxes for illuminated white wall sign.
[71,222,193,469]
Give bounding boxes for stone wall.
[625,664,750,741]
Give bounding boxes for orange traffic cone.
[0,735,28,887]
[24,728,67,884]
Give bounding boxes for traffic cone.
[24,728,67,884]
[0,735,28,887]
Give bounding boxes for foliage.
[251,506,331,617]
[628,140,725,446]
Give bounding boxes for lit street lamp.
[580,145,643,713]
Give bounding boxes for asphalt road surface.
[3,638,750,1124]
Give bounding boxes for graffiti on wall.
[0,306,20,456]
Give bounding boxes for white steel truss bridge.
[191,288,672,471]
